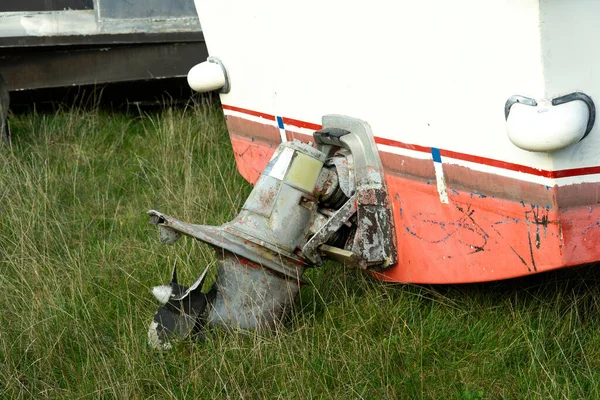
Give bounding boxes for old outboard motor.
[147,115,397,350]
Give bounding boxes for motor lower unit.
[147,115,397,350]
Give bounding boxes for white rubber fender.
[187,57,230,93]
[506,98,591,152]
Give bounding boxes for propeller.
[148,262,213,350]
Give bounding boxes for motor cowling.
[147,115,397,350]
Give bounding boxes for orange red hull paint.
[226,119,600,284]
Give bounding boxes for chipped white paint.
[152,285,172,305]
[278,124,287,143]
[268,147,294,180]
[434,162,449,204]
[147,321,172,350]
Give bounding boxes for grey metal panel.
[0,0,93,12]
[0,39,208,91]
[0,31,204,48]
[98,0,196,19]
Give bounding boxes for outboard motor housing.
[147,115,397,350]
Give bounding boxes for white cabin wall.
[198,0,559,171]
[539,0,600,172]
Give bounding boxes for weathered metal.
[206,253,301,331]
[148,263,212,351]
[0,0,205,92]
[313,116,398,269]
[0,36,206,92]
[301,195,357,265]
[147,116,397,348]
[0,0,92,12]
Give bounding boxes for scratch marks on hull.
[395,191,561,274]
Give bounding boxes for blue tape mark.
[431,147,442,163]
[276,116,284,129]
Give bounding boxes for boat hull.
[196,0,600,283]
[224,107,600,284]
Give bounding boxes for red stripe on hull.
[440,149,553,178]
[223,104,600,179]
[222,104,276,121]
[374,136,431,154]
[222,104,323,131]
[282,117,322,131]
[441,149,600,179]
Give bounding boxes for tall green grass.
[2,99,600,399]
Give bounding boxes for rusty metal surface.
[148,251,302,349]
[148,263,212,350]
[206,253,301,331]
[148,210,306,280]
[316,115,398,268]
[146,117,399,345]
[328,151,354,198]
[234,182,316,254]
[302,195,357,265]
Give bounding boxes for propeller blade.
[173,263,212,301]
